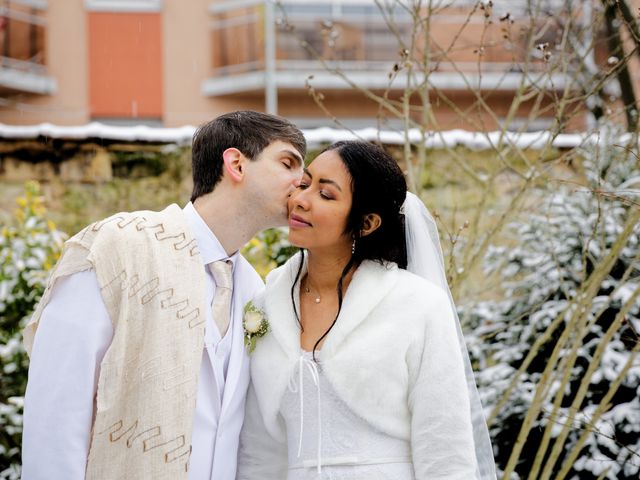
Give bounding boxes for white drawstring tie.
[287,354,322,473]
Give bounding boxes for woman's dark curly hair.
[292,140,408,358]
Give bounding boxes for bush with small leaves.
[0,182,66,480]
[462,133,640,480]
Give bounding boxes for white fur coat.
[237,253,478,479]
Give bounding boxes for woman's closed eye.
[297,183,333,200]
[297,175,312,188]
[319,190,334,200]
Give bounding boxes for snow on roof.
[0,122,197,144]
[0,121,612,150]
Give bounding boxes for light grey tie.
[208,260,233,337]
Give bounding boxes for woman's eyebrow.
[319,178,342,191]
[303,168,342,191]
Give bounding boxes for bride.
[237,140,495,479]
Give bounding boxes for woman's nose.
[288,188,309,211]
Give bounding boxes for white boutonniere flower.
[243,301,269,353]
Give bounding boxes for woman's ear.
[360,213,382,237]
[222,148,245,183]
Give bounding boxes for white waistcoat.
[25,204,259,480]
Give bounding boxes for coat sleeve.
[237,382,288,479]
[408,287,479,479]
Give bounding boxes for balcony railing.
[208,2,414,81]
[0,1,56,94]
[203,0,571,109]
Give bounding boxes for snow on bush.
[0,182,66,480]
[462,131,640,479]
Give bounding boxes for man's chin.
[268,211,289,229]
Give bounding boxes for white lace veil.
[403,192,497,479]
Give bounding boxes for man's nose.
[287,175,303,196]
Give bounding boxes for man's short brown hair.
[190,111,306,202]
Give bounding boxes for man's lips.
[289,213,312,227]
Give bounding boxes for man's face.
[244,140,304,228]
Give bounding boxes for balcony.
[0,0,56,95]
[203,0,569,105]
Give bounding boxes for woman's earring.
[351,238,356,255]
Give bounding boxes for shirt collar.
[183,202,239,270]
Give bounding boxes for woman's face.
[287,149,353,253]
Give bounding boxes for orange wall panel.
[88,12,163,119]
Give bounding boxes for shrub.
[242,227,297,278]
[462,134,640,479]
[0,182,66,479]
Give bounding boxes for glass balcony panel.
[0,3,47,70]
[211,6,264,74]
[206,0,568,92]
[0,2,54,95]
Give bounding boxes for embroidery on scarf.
[101,420,192,470]
[101,270,203,328]
[81,216,200,258]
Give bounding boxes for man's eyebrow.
[303,168,342,192]
[282,149,303,167]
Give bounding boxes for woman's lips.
[289,214,311,227]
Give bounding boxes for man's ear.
[360,213,382,237]
[222,148,246,183]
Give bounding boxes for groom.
[21,111,306,480]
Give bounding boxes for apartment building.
[0,0,634,130]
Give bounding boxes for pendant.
[304,280,320,303]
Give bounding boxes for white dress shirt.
[22,203,245,480]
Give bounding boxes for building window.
[88,10,163,119]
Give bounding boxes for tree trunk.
[603,0,638,131]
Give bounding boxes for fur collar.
[263,253,400,359]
